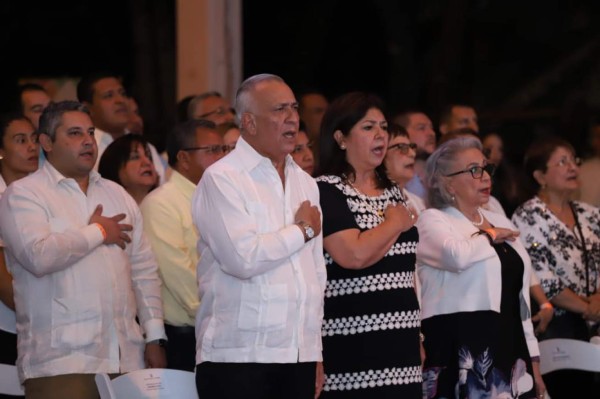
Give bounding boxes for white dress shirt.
[0,161,166,382]
[192,137,326,364]
[416,206,539,358]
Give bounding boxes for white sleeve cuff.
[144,318,167,342]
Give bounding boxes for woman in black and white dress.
[316,92,422,398]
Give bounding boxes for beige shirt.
[140,170,199,327]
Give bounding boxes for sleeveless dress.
[317,175,422,398]
[421,241,536,399]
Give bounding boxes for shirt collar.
[235,136,297,172]
[42,160,101,187]
[169,169,196,200]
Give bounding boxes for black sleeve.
[317,180,359,238]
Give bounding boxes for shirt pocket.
[246,201,269,233]
[51,296,102,349]
[238,283,288,331]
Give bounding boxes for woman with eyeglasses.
[99,134,158,204]
[511,136,600,398]
[416,136,545,399]
[316,92,422,398]
[384,123,426,215]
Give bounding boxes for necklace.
[471,207,484,226]
[344,176,414,220]
[345,177,389,219]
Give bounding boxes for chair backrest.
[95,368,198,399]
[538,338,600,375]
[0,363,24,396]
[95,373,117,399]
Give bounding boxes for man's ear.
[82,101,94,118]
[176,150,190,171]
[39,133,53,153]
[241,113,256,136]
[439,123,448,135]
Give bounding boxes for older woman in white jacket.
[416,136,545,399]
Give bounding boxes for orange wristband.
[95,223,107,240]
[540,302,553,310]
[483,228,497,242]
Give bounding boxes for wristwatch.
[296,221,315,242]
[148,339,167,347]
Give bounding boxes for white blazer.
[416,206,539,357]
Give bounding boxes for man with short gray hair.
[192,74,326,398]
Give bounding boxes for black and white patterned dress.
[511,197,600,398]
[317,175,422,398]
[511,197,600,308]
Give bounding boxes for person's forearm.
[0,249,15,310]
[551,288,589,314]
[531,284,550,306]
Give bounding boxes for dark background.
[2,0,600,163]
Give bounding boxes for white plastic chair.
[0,363,24,396]
[538,338,600,399]
[95,368,198,399]
[538,338,600,374]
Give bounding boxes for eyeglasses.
[445,163,496,179]
[550,156,581,168]
[387,142,418,154]
[182,145,230,155]
[195,107,235,119]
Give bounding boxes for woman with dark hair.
[417,136,544,399]
[384,123,425,214]
[316,92,422,398]
[291,120,315,176]
[0,112,39,398]
[98,134,158,204]
[511,136,600,398]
